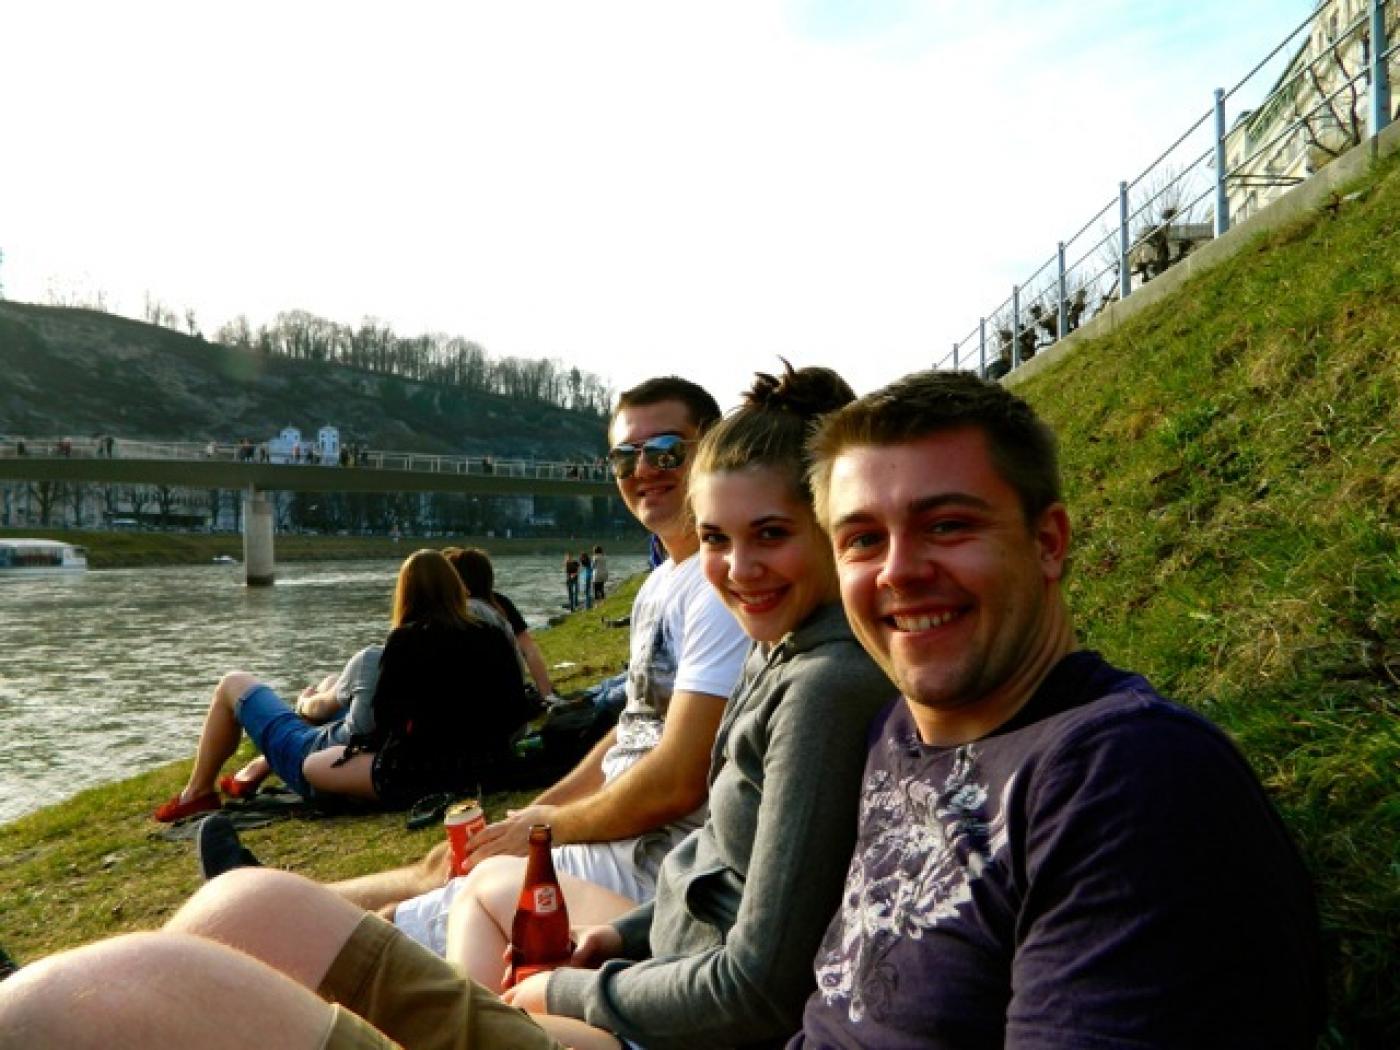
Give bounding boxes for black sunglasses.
[608,433,693,479]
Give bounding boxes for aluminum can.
[445,800,487,876]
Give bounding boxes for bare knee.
[458,855,525,921]
[0,933,195,1048]
[0,932,331,1050]
[216,671,259,707]
[169,867,347,952]
[169,867,365,988]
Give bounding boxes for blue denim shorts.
[235,683,337,798]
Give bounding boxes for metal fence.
[939,0,1395,379]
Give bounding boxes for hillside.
[1013,151,1400,1046]
[0,302,607,459]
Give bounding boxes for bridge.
[0,437,616,585]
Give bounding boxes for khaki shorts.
[318,913,565,1050]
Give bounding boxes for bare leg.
[179,672,259,803]
[446,855,636,988]
[166,868,565,1050]
[0,932,334,1050]
[331,839,454,913]
[167,867,366,988]
[231,753,272,786]
[301,745,377,800]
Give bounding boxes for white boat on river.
[0,539,89,576]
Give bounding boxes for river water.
[0,552,645,826]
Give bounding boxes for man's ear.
[1035,503,1071,581]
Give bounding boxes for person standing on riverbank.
[580,550,594,610]
[591,544,608,602]
[563,551,580,611]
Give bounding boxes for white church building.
[266,425,340,465]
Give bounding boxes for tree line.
[210,309,614,415]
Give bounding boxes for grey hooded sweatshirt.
[547,602,895,1049]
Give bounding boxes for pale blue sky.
[0,1,1315,407]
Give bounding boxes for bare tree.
[65,483,87,527]
[26,481,62,525]
[1295,37,1365,166]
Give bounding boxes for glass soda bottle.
[505,824,573,988]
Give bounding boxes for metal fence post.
[1056,241,1068,340]
[1012,285,1022,369]
[1118,181,1131,300]
[979,317,987,379]
[1214,87,1231,236]
[952,342,959,371]
[1371,0,1392,138]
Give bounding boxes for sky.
[0,0,1315,411]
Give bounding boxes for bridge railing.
[0,436,612,483]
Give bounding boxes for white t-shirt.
[603,552,748,789]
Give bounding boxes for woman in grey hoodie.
[498,364,896,1049]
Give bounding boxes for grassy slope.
[3,162,1398,1045]
[1015,154,1400,1047]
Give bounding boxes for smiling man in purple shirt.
[791,371,1324,1050]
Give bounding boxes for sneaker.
[196,813,262,881]
[0,945,19,982]
[153,791,222,823]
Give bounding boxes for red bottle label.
[531,886,560,913]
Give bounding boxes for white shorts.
[393,838,659,957]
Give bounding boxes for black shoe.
[0,945,19,982]
[405,792,455,831]
[197,813,262,881]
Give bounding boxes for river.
[0,552,646,826]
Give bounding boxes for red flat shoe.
[153,792,222,823]
[219,774,266,800]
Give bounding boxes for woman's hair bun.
[742,358,855,420]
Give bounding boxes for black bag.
[505,671,628,785]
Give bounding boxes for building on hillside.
[266,425,340,465]
[1225,0,1397,225]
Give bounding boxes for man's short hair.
[808,370,1062,527]
[612,376,723,433]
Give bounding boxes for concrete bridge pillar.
[242,486,275,586]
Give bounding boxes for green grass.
[1013,152,1400,1048]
